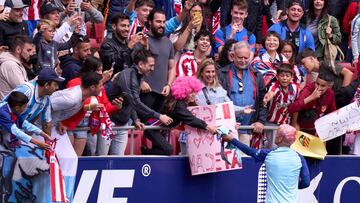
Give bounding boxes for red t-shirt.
[288,82,337,130]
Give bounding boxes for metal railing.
[73,125,280,155]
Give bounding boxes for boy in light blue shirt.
[0,92,51,149]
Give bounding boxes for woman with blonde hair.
[196,58,254,115]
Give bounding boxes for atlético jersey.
[176,51,200,77]
[267,81,300,125]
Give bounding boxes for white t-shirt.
[50,85,83,123]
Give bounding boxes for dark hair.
[308,0,328,22]
[147,8,165,23]
[281,41,297,64]
[194,29,212,49]
[262,31,282,53]
[174,2,206,36]
[296,48,316,64]
[232,0,248,10]
[287,0,305,11]
[218,39,237,67]
[318,64,335,83]
[132,49,156,65]
[37,79,53,87]
[277,63,294,75]
[80,56,102,75]
[111,13,130,25]
[81,72,102,89]
[135,0,155,9]
[7,91,29,109]
[73,35,90,49]
[9,35,33,53]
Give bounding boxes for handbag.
[324,16,344,69]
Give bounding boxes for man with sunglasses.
[218,41,267,146]
[268,0,315,53]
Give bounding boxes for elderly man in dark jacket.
[218,41,268,146]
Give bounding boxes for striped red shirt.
[267,81,300,125]
[176,51,199,77]
[22,0,40,21]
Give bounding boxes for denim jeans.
[86,131,111,156]
[108,124,129,155]
[67,117,89,139]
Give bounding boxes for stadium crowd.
[0,0,360,158]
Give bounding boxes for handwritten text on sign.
[186,102,242,176]
[315,102,360,141]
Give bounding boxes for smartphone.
[192,11,201,21]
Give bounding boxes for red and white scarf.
[45,139,69,203]
[89,107,114,142]
[212,9,221,35]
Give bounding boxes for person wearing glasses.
[218,41,267,146]
[268,0,315,53]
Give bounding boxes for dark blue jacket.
[268,21,315,53]
[59,55,82,89]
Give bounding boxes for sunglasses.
[238,81,244,93]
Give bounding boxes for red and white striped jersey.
[176,51,199,77]
[128,17,148,40]
[267,81,300,125]
[292,65,304,86]
[46,140,69,203]
[212,8,221,35]
[22,0,40,21]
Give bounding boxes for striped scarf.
[45,139,69,203]
[89,107,114,142]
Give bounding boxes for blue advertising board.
[74,156,360,203]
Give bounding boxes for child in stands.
[33,19,80,69]
[263,64,300,125]
[0,91,51,149]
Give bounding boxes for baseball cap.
[38,68,65,82]
[40,2,61,17]
[4,0,29,9]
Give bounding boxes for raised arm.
[230,138,271,162]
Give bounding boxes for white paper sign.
[315,102,360,141]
